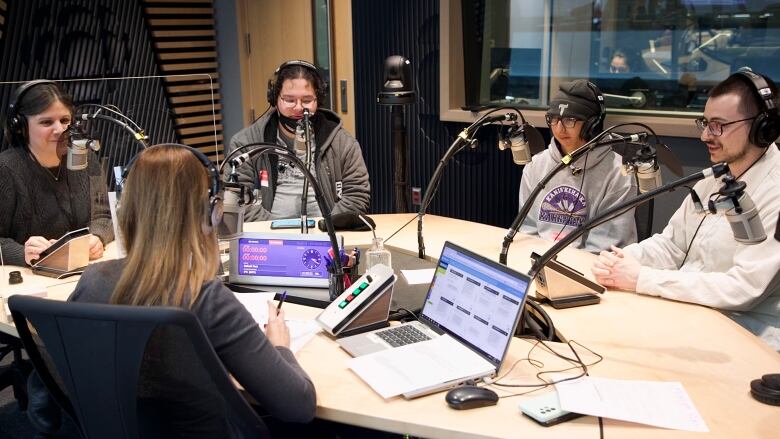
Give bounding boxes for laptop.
[341,241,530,399]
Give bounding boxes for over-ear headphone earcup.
[582,116,597,141]
[750,377,780,406]
[266,77,277,107]
[7,114,26,144]
[210,196,223,229]
[753,111,780,147]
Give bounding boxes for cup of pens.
[324,247,361,300]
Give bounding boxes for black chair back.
[8,295,269,439]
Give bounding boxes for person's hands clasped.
[24,236,55,265]
[264,300,291,348]
[88,234,104,260]
[591,245,641,291]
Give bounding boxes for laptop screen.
[420,242,530,367]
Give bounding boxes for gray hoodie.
[518,138,638,253]
[228,108,370,221]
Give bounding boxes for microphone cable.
[549,149,591,247]
[484,337,605,438]
[679,145,769,268]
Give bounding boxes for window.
[463,0,780,115]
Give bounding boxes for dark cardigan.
[0,146,113,266]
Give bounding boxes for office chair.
[0,332,32,410]
[8,295,270,439]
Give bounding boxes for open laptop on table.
[341,241,530,399]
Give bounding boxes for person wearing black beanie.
[517,79,638,253]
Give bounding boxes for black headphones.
[122,144,223,231]
[6,79,59,145]
[732,70,780,148]
[582,81,606,141]
[266,60,326,106]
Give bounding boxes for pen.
[276,291,287,315]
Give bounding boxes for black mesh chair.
[8,295,270,439]
[0,331,32,410]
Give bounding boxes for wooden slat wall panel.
[0,0,179,192]
[143,0,223,163]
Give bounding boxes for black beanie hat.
[547,79,603,120]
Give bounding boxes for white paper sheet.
[401,268,436,285]
[347,335,494,399]
[232,292,321,353]
[232,291,276,326]
[555,376,708,432]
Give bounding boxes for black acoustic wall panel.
[0,0,176,187]
[352,0,524,228]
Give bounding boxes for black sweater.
[0,147,113,265]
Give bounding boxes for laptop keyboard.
[375,325,432,348]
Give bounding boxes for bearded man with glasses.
[229,60,369,220]
[518,79,638,253]
[592,71,780,351]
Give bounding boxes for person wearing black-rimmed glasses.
[229,60,370,221]
[518,79,638,253]
[592,71,780,350]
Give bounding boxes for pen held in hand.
[276,291,288,315]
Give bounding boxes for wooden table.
[2,214,779,438]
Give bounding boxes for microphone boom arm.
[527,162,730,280]
[226,143,345,298]
[500,131,646,264]
[417,110,520,259]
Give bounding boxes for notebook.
[342,241,530,399]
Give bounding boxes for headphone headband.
[266,60,326,106]
[583,81,606,141]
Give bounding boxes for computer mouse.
[445,385,499,410]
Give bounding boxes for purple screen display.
[237,238,331,279]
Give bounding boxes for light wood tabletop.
[2,214,779,438]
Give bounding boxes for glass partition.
[464,0,780,115]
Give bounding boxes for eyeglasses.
[609,65,629,73]
[279,96,317,107]
[545,114,581,128]
[694,116,756,137]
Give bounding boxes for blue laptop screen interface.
[420,245,529,364]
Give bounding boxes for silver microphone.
[498,122,531,165]
[294,124,307,155]
[725,192,766,244]
[708,177,766,244]
[217,181,256,239]
[635,158,662,193]
[67,138,90,170]
[218,187,245,239]
[508,123,531,165]
[294,116,313,156]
